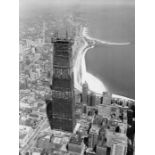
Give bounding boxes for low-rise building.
[19,125,33,147]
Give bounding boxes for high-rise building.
[68,134,85,155]
[46,34,75,132]
[89,125,100,148]
[82,82,89,104]
[88,92,96,107]
[101,92,112,105]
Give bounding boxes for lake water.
[84,5,135,99]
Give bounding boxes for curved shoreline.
[75,26,134,101]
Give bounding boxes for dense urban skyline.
[19,1,135,154]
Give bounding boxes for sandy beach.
[74,26,134,101]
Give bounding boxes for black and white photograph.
[19,0,135,155]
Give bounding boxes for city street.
[21,118,48,154]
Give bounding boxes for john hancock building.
[46,33,75,132]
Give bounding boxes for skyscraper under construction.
[46,33,75,132]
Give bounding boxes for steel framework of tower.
[46,34,75,132]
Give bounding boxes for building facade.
[82,82,89,104]
[46,35,75,132]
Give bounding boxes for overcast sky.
[20,0,134,8]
